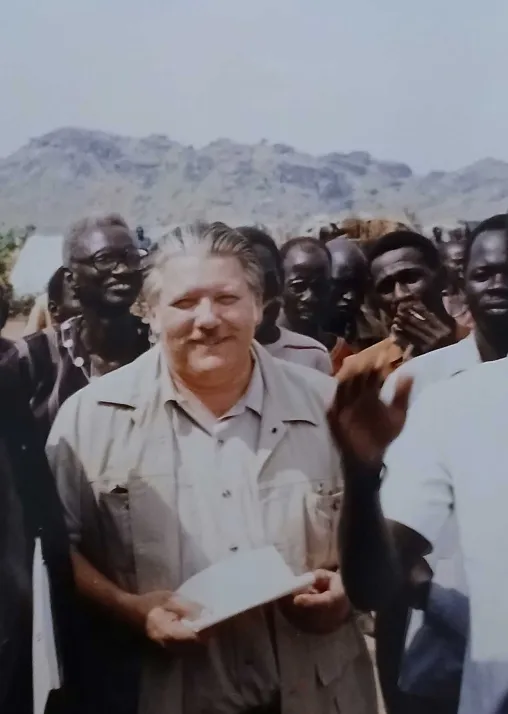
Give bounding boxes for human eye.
[93,252,113,266]
[376,279,393,296]
[172,297,197,310]
[217,294,239,306]
[471,268,489,282]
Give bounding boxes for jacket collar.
[95,341,321,426]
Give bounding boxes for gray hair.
[63,213,133,267]
[144,221,264,307]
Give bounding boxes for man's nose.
[339,290,354,306]
[301,288,314,303]
[393,282,410,301]
[491,273,508,290]
[112,262,129,275]
[194,298,220,327]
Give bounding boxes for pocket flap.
[314,621,362,686]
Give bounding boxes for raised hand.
[392,302,454,355]
[331,345,413,466]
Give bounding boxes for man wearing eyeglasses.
[2,214,152,714]
[4,213,151,443]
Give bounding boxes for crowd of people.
[1,211,507,714]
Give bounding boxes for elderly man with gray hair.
[46,221,377,714]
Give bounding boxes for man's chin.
[99,295,137,314]
[188,355,230,374]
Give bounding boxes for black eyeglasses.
[74,247,141,273]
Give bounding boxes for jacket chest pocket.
[305,488,342,570]
[259,476,342,573]
[97,489,136,577]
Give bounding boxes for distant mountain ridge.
[0,127,506,234]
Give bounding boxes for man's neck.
[169,356,255,418]
[281,313,319,340]
[80,308,136,359]
[475,323,508,362]
[255,323,281,346]
[330,317,356,343]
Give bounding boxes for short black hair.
[236,226,284,282]
[464,214,508,268]
[47,266,68,306]
[280,236,332,267]
[63,213,132,267]
[368,230,441,271]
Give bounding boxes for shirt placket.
[213,417,249,558]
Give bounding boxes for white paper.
[33,538,61,714]
[177,546,315,631]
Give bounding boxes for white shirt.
[381,356,508,714]
[381,335,481,699]
[164,360,279,714]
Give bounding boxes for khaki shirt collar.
[159,349,264,418]
[95,341,320,426]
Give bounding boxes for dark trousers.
[245,694,281,714]
[394,692,459,714]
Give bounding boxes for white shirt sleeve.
[381,388,453,548]
[314,348,333,375]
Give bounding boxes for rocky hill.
[0,127,507,234]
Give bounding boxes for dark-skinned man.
[332,215,508,714]
[237,226,332,373]
[5,213,150,442]
[375,214,508,714]
[339,230,470,380]
[435,227,474,330]
[325,236,369,371]
[280,237,337,351]
[4,213,151,714]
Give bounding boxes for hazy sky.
[2,0,508,173]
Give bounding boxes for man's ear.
[64,268,78,297]
[149,306,161,338]
[253,299,263,327]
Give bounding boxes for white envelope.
[176,546,315,632]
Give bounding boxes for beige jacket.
[47,343,377,714]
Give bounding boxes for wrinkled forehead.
[158,254,250,300]
[468,230,508,268]
[72,226,135,261]
[370,246,430,282]
[330,248,365,281]
[283,247,330,276]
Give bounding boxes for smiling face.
[153,254,261,384]
[465,230,508,330]
[282,246,331,333]
[69,226,142,315]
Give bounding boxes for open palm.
[330,354,413,465]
